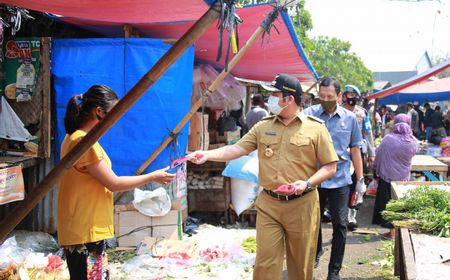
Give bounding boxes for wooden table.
[436,156,450,180]
[411,155,448,180]
[391,181,450,280]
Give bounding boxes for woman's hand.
[150,166,176,184]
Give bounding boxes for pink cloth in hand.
[170,155,193,168]
[275,184,296,194]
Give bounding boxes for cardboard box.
[188,113,209,150]
[115,208,182,247]
[217,129,241,145]
[136,237,197,256]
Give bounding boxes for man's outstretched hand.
[188,151,208,165]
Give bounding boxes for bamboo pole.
[132,7,284,178]
[0,3,221,241]
[304,79,319,94]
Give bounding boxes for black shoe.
[347,221,358,231]
[327,271,342,280]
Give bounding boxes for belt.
[264,188,313,201]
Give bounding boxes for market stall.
[410,155,448,181]
[390,181,450,280]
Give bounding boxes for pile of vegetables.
[241,237,256,253]
[382,186,450,237]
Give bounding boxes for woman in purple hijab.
[372,113,418,228]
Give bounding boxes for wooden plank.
[436,156,450,165]
[411,155,448,172]
[400,228,417,280]
[0,157,38,169]
[394,228,401,277]
[40,37,51,158]
[391,181,450,200]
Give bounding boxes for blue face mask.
[267,95,288,115]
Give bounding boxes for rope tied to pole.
[215,0,242,72]
[260,0,299,46]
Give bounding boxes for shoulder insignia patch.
[262,115,276,120]
[306,115,324,123]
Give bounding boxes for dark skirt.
[372,177,394,228]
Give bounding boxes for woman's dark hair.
[64,85,118,134]
[319,77,341,94]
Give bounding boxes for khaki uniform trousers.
[253,189,320,280]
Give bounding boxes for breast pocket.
[258,136,280,159]
[287,134,314,163]
[335,129,352,146]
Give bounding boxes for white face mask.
[267,95,288,115]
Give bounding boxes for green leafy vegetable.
[382,186,450,237]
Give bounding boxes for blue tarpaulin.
[52,38,194,176]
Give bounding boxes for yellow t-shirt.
[57,130,113,246]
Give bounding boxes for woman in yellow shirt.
[59,85,175,280]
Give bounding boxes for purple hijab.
[374,114,417,182]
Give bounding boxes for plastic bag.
[217,111,238,134]
[193,64,246,110]
[0,231,59,270]
[230,178,261,216]
[366,179,378,197]
[222,155,259,183]
[12,230,59,253]
[133,187,171,217]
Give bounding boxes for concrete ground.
[283,196,395,280]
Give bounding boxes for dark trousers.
[65,240,108,280]
[372,178,393,227]
[317,186,350,273]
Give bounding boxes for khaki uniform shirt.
[237,113,338,190]
[353,105,375,157]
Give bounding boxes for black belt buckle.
[265,189,307,201]
[276,193,289,201]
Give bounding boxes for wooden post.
[0,3,221,241]
[132,6,283,178]
[40,38,51,158]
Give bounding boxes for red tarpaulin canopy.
[3,0,318,83]
[1,0,210,23]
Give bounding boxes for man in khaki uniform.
[190,74,338,280]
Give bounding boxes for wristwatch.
[305,180,313,192]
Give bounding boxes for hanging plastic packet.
[169,155,193,174]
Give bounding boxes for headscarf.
[374,113,417,182]
[393,114,415,143]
